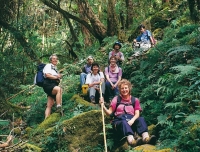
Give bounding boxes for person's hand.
[115,55,120,60]
[57,74,62,79]
[111,83,117,89]
[95,86,100,91]
[99,97,104,105]
[128,119,135,126]
[113,84,117,88]
[89,83,94,87]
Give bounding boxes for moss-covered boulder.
[33,113,61,135]
[134,144,171,152]
[58,110,104,151]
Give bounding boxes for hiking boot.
[56,106,64,116]
[143,135,156,145]
[136,137,143,146]
[129,137,143,147]
[90,96,96,104]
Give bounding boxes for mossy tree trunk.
[125,0,134,29]
[77,1,93,47]
[107,0,119,36]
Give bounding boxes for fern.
[171,65,196,75]
[164,102,182,109]
[157,114,173,127]
[0,119,9,126]
[167,45,196,56]
[185,114,200,123]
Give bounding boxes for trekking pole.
[99,82,107,152]
[58,74,65,116]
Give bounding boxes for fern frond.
[0,120,9,126]
[157,114,173,127]
[185,114,200,123]
[164,102,182,109]
[167,45,198,56]
[171,65,197,75]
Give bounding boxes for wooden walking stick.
[99,82,107,152]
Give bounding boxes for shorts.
[43,79,59,99]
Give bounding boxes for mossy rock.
[32,113,61,135]
[60,110,104,151]
[71,94,95,107]
[134,144,171,152]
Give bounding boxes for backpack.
[35,63,46,87]
[145,30,157,45]
[110,95,135,118]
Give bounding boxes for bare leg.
[45,96,54,119]
[52,86,62,106]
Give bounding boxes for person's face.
[110,57,117,65]
[92,65,99,73]
[120,84,130,96]
[140,27,145,33]
[51,56,58,65]
[87,58,93,65]
[114,44,120,50]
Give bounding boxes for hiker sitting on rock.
[132,24,155,57]
[109,42,125,66]
[100,79,156,147]
[42,54,63,119]
[80,56,94,87]
[104,56,122,101]
[85,62,105,104]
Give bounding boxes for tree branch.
[0,19,38,61]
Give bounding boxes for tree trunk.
[125,0,134,29]
[107,0,118,36]
[77,1,92,47]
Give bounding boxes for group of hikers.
[38,24,156,148]
[80,41,124,104]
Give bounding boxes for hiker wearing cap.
[85,62,105,103]
[100,79,156,147]
[80,56,94,87]
[109,42,125,66]
[104,56,122,101]
[42,54,63,119]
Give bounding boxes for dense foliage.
[0,0,200,151]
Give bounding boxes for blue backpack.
[35,63,46,87]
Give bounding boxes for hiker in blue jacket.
[42,54,62,119]
[132,25,155,57]
[80,56,94,87]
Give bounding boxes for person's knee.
[53,86,62,94]
[80,73,86,78]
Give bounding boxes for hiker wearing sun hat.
[108,41,125,66]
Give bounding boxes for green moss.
[71,94,94,107]
[190,123,200,139]
[134,145,171,152]
[60,110,104,151]
[13,128,21,135]
[33,113,61,135]
[22,143,42,152]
